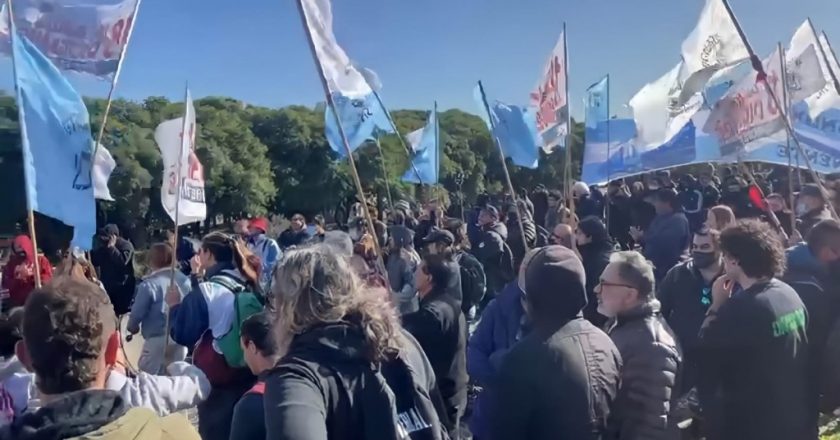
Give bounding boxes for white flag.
[300,0,372,98]
[703,46,824,156]
[406,127,423,153]
[674,0,750,106]
[788,20,840,118]
[786,44,828,103]
[529,31,568,152]
[92,144,116,201]
[155,89,206,226]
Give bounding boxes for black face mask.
[692,251,719,269]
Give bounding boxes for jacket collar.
[8,389,127,440]
[614,299,660,327]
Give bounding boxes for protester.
[233,219,250,241]
[0,309,29,418]
[550,223,575,249]
[573,181,602,219]
[596,251,682,439]
[544,190,565,230]
[474,205,514,307]
[127,242,192,374]
[245,217,282,292]
[656,170,676,190]
[167,232,261,440]
[279,213,311,249]
[679,174,705,232]
[0,278,199,439]
[91,224,136,316]
[699,167,721,209]
[698,219,812,439]
[576,216,613,328]
[386,223,421,314]
[630,181,657,234]
[631,189,690,281]
[491,245,621,440]
[229,312,278,440]
[797,183,833,238]
[706,205,735,231]
[467,249,536,440]
[404,253,469,434]
[607,179,634,250]
[167,228,196,275]
[351,232,388,289]
[1,235,52,309]
[783,219,840,416]
[264,246,448,439]
[445,219,486,320]
[658,227,723,397]
[309,214,327,242]
[531,186,549,229]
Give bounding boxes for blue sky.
[1,0,838,118]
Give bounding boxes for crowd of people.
[0,163,839,439]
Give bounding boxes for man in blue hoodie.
[783,219,840,416]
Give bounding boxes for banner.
[155,90,206,226]
[93,144,116,201]
[0,0,138,77]
[12,32,95,249]
[529,31,568,152]
[789,20,840,119]
[674,0,749,106]
[475,84,540,169]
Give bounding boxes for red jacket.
[1,235,52,308]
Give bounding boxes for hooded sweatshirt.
[386,226,420,315]
[474,222,510,297]
[1,235,52,308]
[0,389,198,440]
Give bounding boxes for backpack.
[210,275,265,369]
[455,251,486,310]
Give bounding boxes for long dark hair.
[201,232,260,290]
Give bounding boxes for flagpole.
[562,23,574,220]
[91,0,143,160]
[295,0,389,278]
[434,101,440,204]
[371,90,425,186]
[808,20,840,95]
[605,74,612,233]
[721,0,839,220]
[372,137,395,214]
[822,30,840,80]
[6,0,42,288]
[778,42,797,234]
[477,80,529,253]
[162,82,190,365]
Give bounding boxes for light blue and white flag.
[401,105,438,184]
[12,31,95,249]
[474,83,540,169]
[299,0,391,157]
[789,20,840,119]
[585,76,609,129]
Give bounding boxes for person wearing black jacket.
[607,180,633,250]
[658,228,724,397]
[597,251,682,439]
[230,312,278,440]
[473,205,512,306]
[491,245,621,440]
[783,219,840,416]
[264,246,448,440]
[404,253,468,435]
[91,224,136,316]
[575,216,613,328]
[699,220,813,440]
[279,213,311,249]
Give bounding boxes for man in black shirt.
[698,219,812,440]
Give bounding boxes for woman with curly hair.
[263,245,449,440]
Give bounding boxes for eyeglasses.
[597,280,636,289]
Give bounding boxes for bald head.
[551,224,574,249]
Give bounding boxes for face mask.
[692,251,718,269]
[796,203,808,217]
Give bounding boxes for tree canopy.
[0,94,584,247]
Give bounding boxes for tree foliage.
[0,94,584,247]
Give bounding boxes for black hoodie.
[263,322,448,440]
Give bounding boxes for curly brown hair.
[719,219,786,279]
[23,277,117,394]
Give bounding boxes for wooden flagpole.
[372,137,396,215]
[92,0,144,160]
[6,0,42,288]
[477,80,529,253]
[295,0,388,279]
[162,83,190,366]
[721,2,839,220]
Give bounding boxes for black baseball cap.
[423,229,455,246]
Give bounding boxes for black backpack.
[455,251,487,311]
